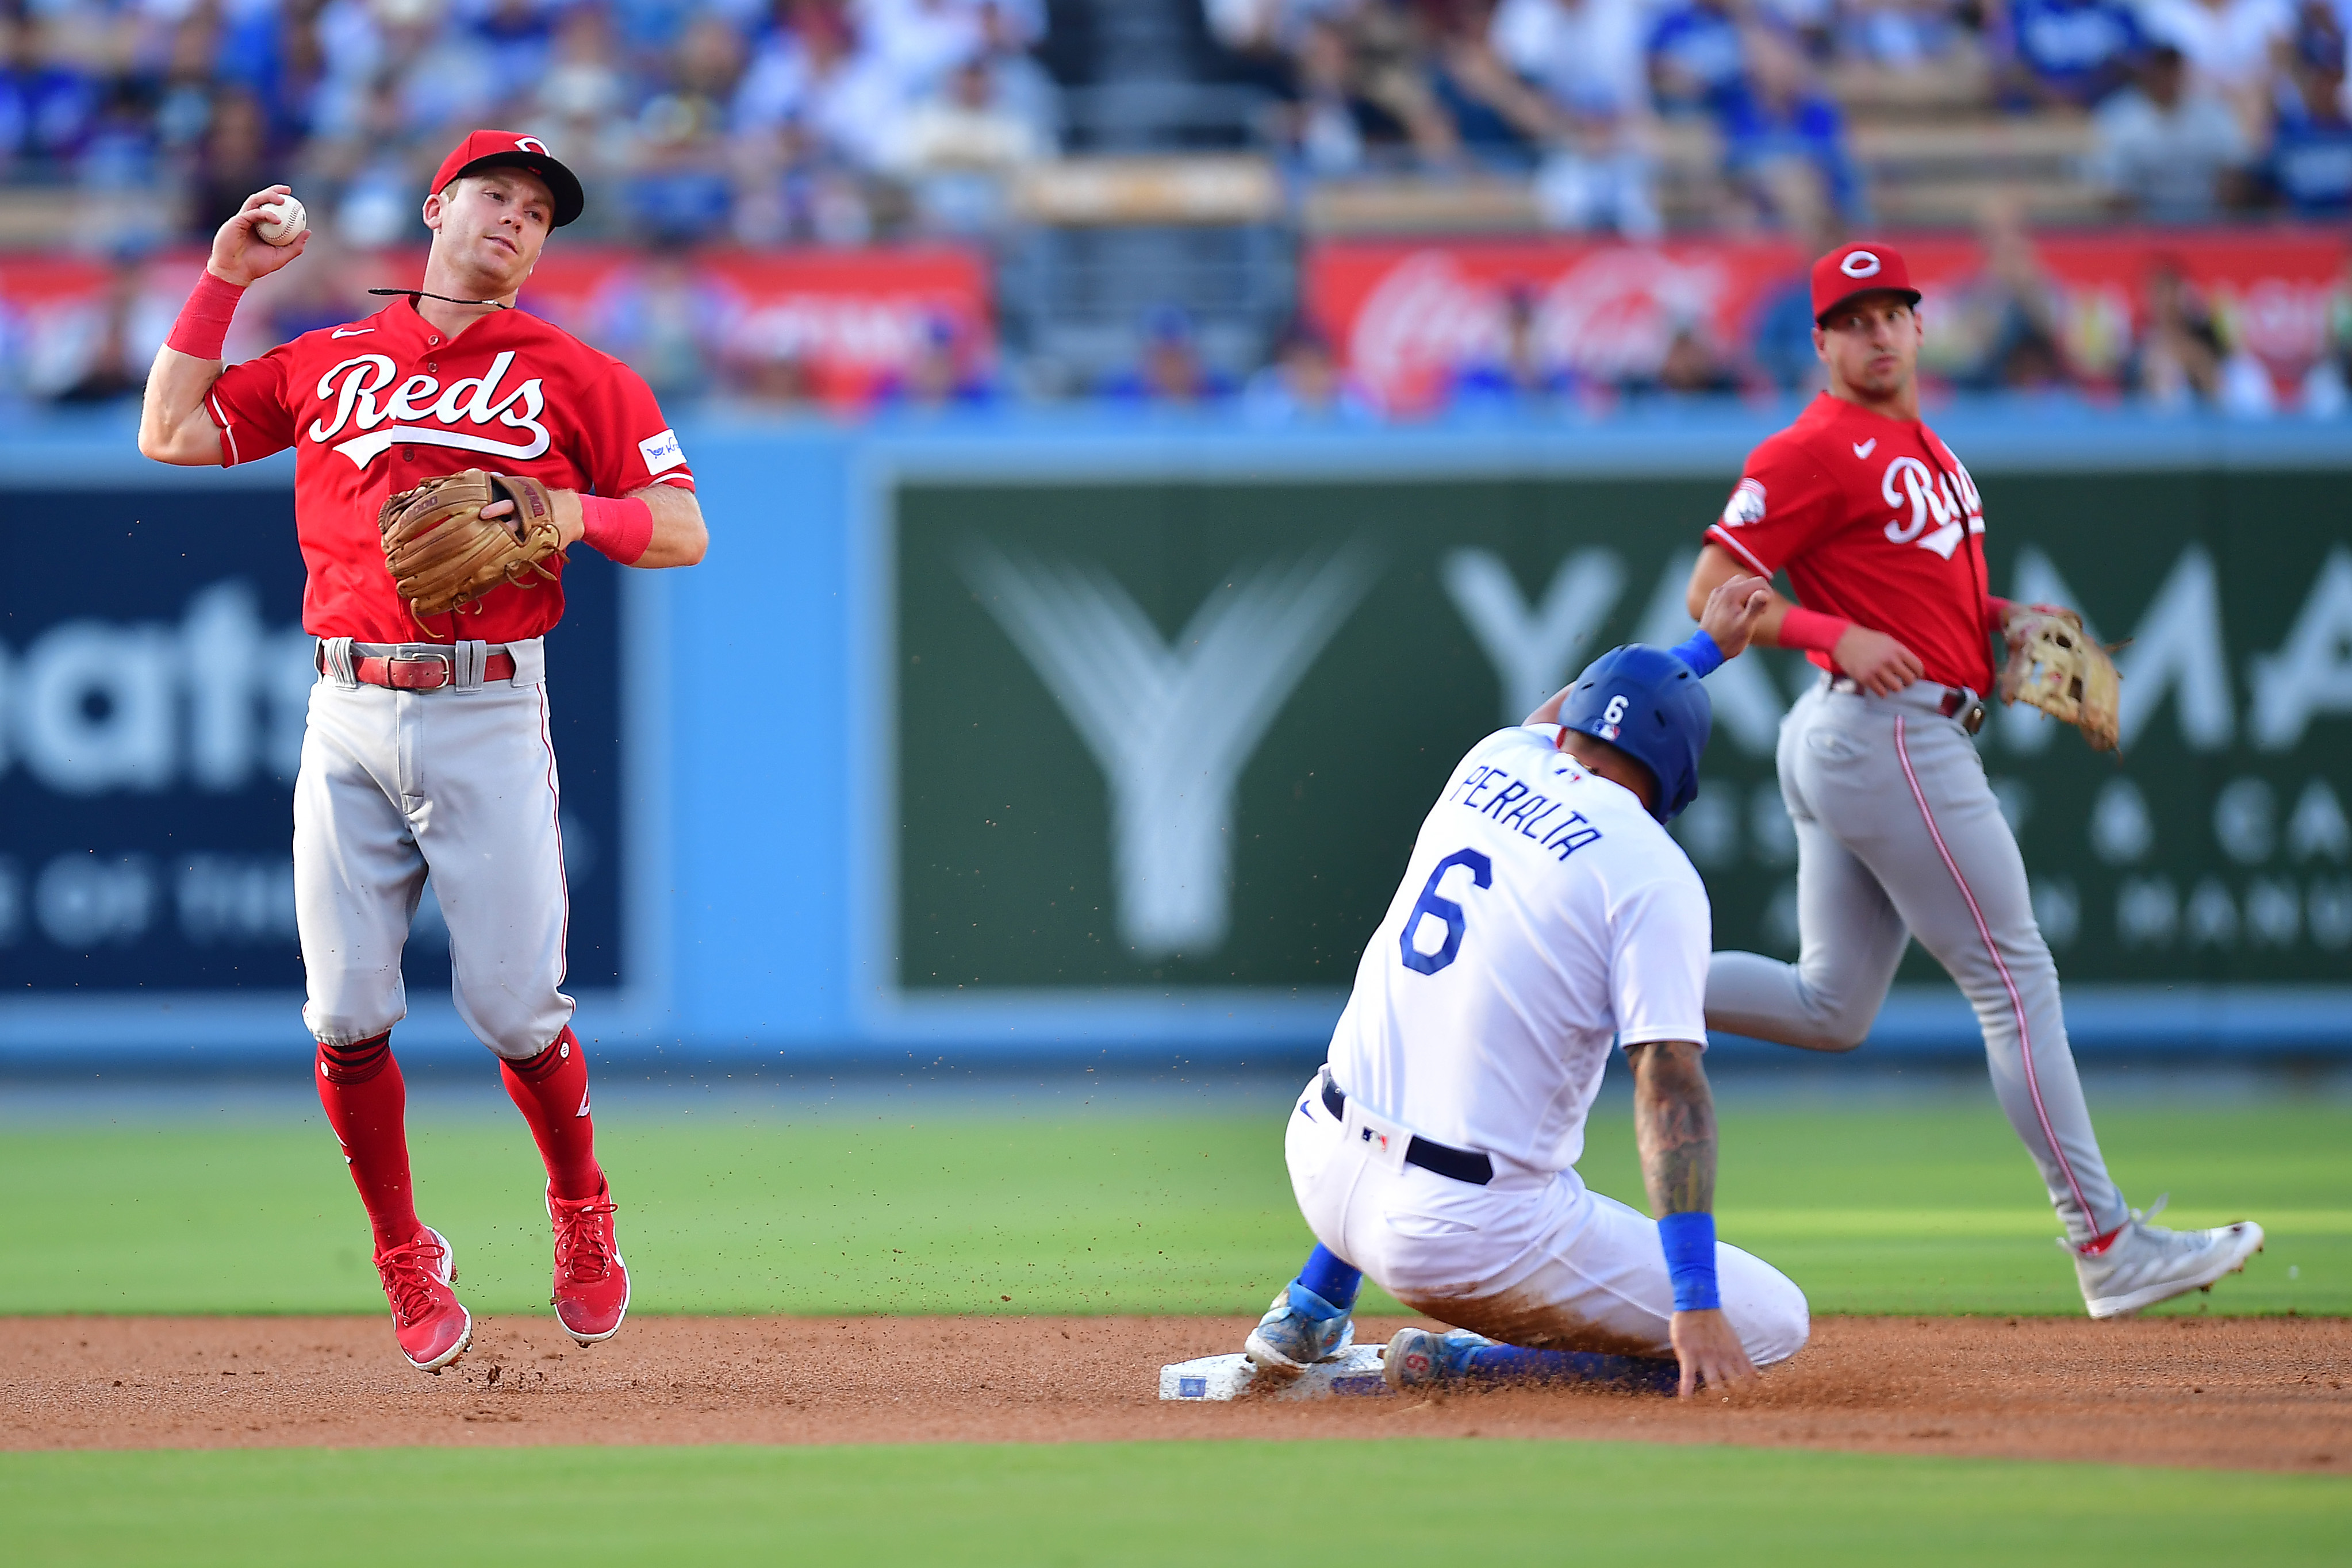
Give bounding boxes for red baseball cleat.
[375,1225,472,1372]
[547,1178,631,1344]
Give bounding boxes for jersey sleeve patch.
[638,428,686,474]
[1720,477,1766,527]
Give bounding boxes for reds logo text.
[1881,454,1983,560]
[306,351,550,468]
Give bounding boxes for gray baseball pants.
[294,637,574,1060]
[1706,677,2128,1243]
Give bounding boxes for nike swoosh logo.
[1853,439,1877,459]
[575,1090,592,1119]
[331,326,375,339]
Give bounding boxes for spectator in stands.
[1418,0,1566,159]
[2300,274,2350,413]
[1491,0,1663,236]
[1448,282,1575,405]
[537,5,632,195]
[1838,0,1974,79]
[1625,321,1742,395]
[1717,22,1866,225]
[2089,42,2254,219]
[2125,257,2274,411]
[37,249,154,404]
[1244,318,1377,418]
[187,89,275,239]
[733,0,904,172]
[887,49,1053,231]
[2137,0,2294,141]
[1648,0,1747,118]
[876,311,1002,408]
[1,10,101,175]
[2267,5,2352,213]
[1989,0,2143,109]
[1273,14,1459,171]
[627,11,746,239]
[475,0,559,102]
[1102,305,1237,404]
[590,240,730,402]
[1924,195,2079,390]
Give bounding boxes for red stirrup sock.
[500,1027,604,1200]
[314,1034,422,1253]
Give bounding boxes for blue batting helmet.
[1556,644,1713,823]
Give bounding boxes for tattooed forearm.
[1626,1040,1717,1217]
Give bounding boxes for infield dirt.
[6,1315,2349,1473]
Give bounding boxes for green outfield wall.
[6,413,2349,1061]
[893,466,2350,997]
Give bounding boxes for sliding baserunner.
[1245,575,1804,1397]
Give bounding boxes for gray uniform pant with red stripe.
[294,643,574,1060]
[1705,677,2128,1243]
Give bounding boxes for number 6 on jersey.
[1400,849,1491,975]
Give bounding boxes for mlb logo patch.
[639,428,686,474]
[1178,1377,1207,1398]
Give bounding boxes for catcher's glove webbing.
[378,468,564,631]
[1997,605,2122,751]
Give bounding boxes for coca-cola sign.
[1310,229,2350,413]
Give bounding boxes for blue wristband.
[1657,1212,1721,1312]
[1670,629,1724,678]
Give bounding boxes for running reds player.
[1684,243,2261,1320]
[136,133,708,1370]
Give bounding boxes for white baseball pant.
[293,639,574,1060]
[1706,677,2129,1242]
[1284,1073,1810,1365]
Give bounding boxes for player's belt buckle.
[385,652,454,690]
[1939,688,1986,735]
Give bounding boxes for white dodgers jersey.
[1326,725,1713,1176]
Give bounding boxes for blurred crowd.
[1,0,2345,244]
[0,0,1056,245]
[1213,0,2352,229]
[0,0,2345,414]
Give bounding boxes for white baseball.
[254,195,306,247]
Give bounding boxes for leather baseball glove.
[378,468,564,629]
[1997,604,2122,751]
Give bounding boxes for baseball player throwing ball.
[1685,241,2261,1319]
[1248,578,1808,1397]
[136,132,707,1370]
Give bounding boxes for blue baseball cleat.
[1243,1280,1356,1378]
[1386,1327,1682,1394]
[1383,1327,1491,1390]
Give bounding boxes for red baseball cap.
[1810,241,1920,324]
[428,129,585,228]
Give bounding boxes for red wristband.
[167,271,244,360]
[578,494,654,564]
[1777,605,1852,656]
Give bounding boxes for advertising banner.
[0,245,991,411]
[1306,229,2351,414]
[890,467,2351,1005]
[0,485,630,1000]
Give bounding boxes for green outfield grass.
[1,1094,2342,1317]
[4,1440,2346,1566]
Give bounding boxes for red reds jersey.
[1706,393,1998,693]
[206,297,695,644]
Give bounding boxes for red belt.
[317,644,516,690]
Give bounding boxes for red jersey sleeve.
[1703,430,1841,580]
[577,358,695,497]
[203,343,300,468]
